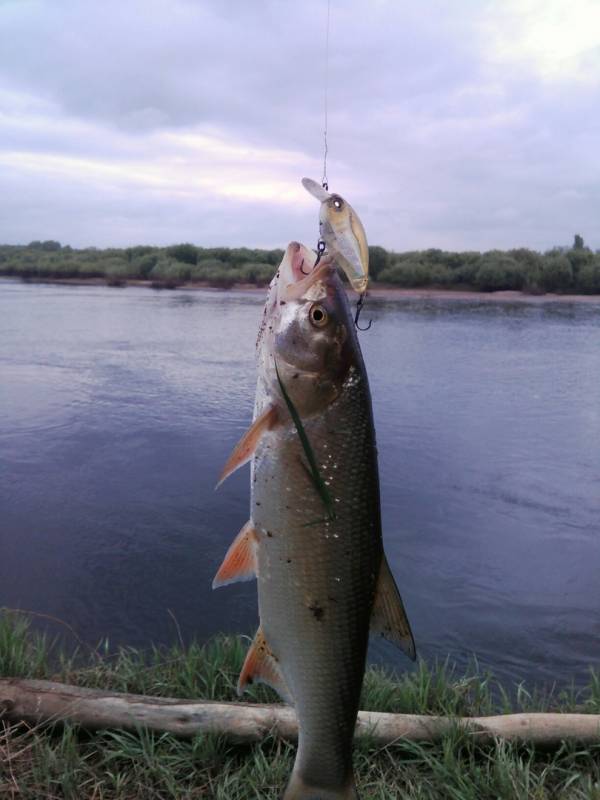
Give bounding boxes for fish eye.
[309,304,329,328]
[331,195,344,211]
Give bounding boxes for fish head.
[256,240,317,358]
[302,177,369,294]
[260,242,357,417]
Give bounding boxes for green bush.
[1,238,600,295]
[453,258,481,285]
[149,257,190,283]
[201,267,246,288]
[567,247,594,278]
[28,240,61,251]
[574,259,600,293]
[188,259,232,280]
[229,248,258,266]
[103,258,136,285]
[125,245,156,263]
[368,245,389,279]
[166,243,198,265]
[198,247,231,263]
[132,253,158,278]
[266,248,285,266]
[236,261,273,284]
[475,253,523,291]
[539,255,573,292]
[378,260,432,286]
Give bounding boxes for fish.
[214,241,415,799]
[302,178,369,295]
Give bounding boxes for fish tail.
[283,770,359,799]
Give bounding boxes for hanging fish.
[302,178,369,294]
[214,241,415,799]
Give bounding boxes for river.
[1,279,599,690]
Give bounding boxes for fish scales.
[253,361,382,789]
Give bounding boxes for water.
[1,279,599,690]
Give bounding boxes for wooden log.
[1,678,599,747]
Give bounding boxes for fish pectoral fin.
[238,627,292,704]
[215,405,279,488]
[212,521,258,589]
[371,554,417,661]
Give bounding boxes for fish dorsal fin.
[238,627,292,703]
[216,404,279,488]
[371,554,416,661]
[212,521,258,589]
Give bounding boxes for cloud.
[0,0,599,250]
[480,0,600,84]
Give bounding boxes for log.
[1,678,599,747]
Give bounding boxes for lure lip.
[301,176,330,203]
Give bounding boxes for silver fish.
[215,242,415,799]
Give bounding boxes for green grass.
[1,610,600,798]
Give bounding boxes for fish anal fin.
[238,627,292,703]
[216,405,279,488]
[212,521,258,589]
[371,554,416,661]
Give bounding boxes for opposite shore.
[3,239,600,296]
[4,274,600,303]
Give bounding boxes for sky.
[1,0,599,252]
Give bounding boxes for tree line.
[1,236,599,294]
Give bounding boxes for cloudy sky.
[1,0,599,251]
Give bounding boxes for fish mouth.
[280,243,335,303]
[282,256,336,303]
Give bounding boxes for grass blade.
[274,361,336,521]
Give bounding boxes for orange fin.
[212,521,258,589]
[371,554,416,661]
[238,627,292,703]
[215,405,279,488]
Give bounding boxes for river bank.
[1,612,599,799]
[3,275,600,304]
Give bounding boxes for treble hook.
[354,293,372,331]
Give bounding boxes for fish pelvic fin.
[212,521,258,589]
[283,771,359,800]
[237,626,292,704]
[215,404,279,488]
[370,553,417,661]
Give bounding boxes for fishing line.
[321,0,331,191]
[309,0,330,271]
[314,0,371,331]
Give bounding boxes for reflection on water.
[1,279,599,689]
